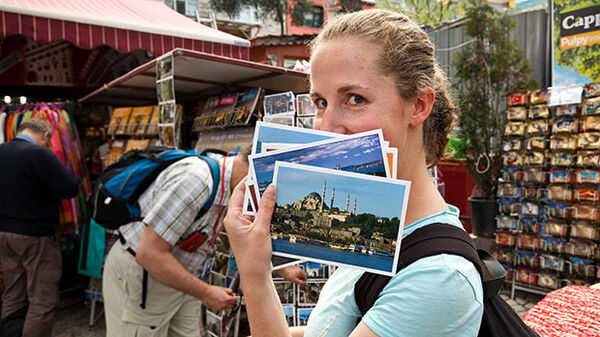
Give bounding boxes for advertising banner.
[553,2,600,86]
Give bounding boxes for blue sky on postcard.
[275,164,406,219]
[254,133,385,189]
[256,125,335,153]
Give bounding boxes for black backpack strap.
[355,223,483,316]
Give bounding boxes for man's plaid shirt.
[120,154,234,273]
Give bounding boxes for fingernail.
[264,184,276,198]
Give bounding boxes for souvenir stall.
[78,48,324,334]
[495,82,600,298]
[0,0,254,301]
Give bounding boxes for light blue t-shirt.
[304,205,484,337]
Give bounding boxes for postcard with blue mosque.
[271,162,410,276]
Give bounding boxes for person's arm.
[290,327,307,337]
[32,147,79,199]
[224,180,291,337]
[135,225,238,312]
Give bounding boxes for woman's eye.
[348,95,364,105]
[315,98,327,109]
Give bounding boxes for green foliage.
[291,0,315,26]
[342,214,399,239]
[452,0,536,200]
[445,133,468,159]
[553,0,600,82]
[208,0,288,34]
[379,0,466,27]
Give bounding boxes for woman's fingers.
[228,177,248,215]
[254,184,277,237]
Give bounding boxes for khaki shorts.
[102,239,201,337]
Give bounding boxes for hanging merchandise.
[496,82,600,298]
[156,52,181,148]
[0,102,92,236]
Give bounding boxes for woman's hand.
[223,178,276,280]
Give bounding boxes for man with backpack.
[101,147,307,337]
[0,118,80,337]
[102,148,246,336]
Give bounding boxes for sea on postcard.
[272,162,409,275]
[253,132,387,197]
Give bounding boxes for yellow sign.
[560,30,600,50]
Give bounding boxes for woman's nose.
[317,107,347,134]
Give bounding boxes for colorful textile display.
[0,102,91,235]
[523,285,600,337]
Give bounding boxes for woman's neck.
[400,165,447,227]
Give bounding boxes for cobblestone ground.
[53,299,105,337]
[52,288,546,336]
[500,288,546,318]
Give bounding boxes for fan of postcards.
[495,82,600,292]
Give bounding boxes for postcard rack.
[495,83,600,298]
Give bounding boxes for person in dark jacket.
[0,118,79,337]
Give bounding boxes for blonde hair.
[310,9,456,166]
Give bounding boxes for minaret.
[353,198,357,215]
[330,187,335,211]
[345,194,350,213]
[320,180,326,212]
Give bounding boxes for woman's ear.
[409,88,435,127]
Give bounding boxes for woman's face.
[310,38,416,154]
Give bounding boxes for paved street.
[52,287,546,336]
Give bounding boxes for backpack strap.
[194,154,220,219]
[354,223,487,317]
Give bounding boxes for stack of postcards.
[244,122,410,277]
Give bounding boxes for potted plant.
[452,0,536,238]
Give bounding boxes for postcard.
[157,78,174,103]
[251,121,339,154]
[212,253,229,276]
[271,162,410,276]
[159,101,176,124]
[299,261,329,279]
[249,130,390,203]
[297,94,316,116]
[297,308,313,326]
[126,106,154,134]
[226,256,238,279]
[272,256,304,271]
[274,281,295,304]
[206,310,222,337]
[386,147,398,179]
[158,124,175,147]
[261,143,294,152]
[263,91,295,116]
[124,139,150,152]
[211,271,227,288]
[216,233,230,255]
[297,281,326,306]
[108,107,132,135]
[263,116,294,127]
[296,117,315,129]
[283,305,296,327]
[156,54,173,79]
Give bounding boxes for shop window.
[234,5,262,24]
[292,4,323,28]
[303,7,323,28]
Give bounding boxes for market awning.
[0,0,250,59]
[78,48,309,106]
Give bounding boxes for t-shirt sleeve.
[142,160,212,246]
[361,255,483,337]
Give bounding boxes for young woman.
[224,9,484,337]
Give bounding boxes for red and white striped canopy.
[0,0,250,59]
